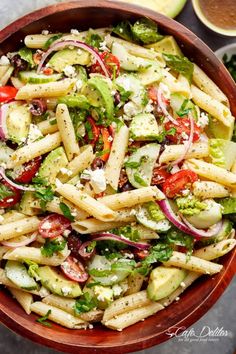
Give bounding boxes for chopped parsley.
[41,238,66,257]
[36,310,52,327]
[0,184,14,200]
[163,53,194,82]
[74,292,97,314]
[59,202,75,222]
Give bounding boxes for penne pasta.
[8,287,33,315]
[193,64,229,106]
[103,302,164,331]
[162,70,191,97]
[105,125,129,190]
[185,158,236,188]
[0,216,40,242]
[0,246,9,260]
[3,246,70,266]
[193,181,230,198]
[191,85,232,127]
[98,186,164,210]
[159,141,209,164]
[30,301,88,329]
[58,145,94,183]
[0,210,26,225]
[193,239,236,260]
[9,132,62,167]
[15,79,75,100]
[163,251,223,274]
[37,118,58,135]
[56,104,80,161]
[56,184,117,221]
[42,295,103,322]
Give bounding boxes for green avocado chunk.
[217,197,236,214]
[6,103,31,144]
[37,266,82,298]
[37,147,68,185]
[146,36,183,56]
[147,266,187,301]
[130,113,159,141]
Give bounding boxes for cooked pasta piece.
[105,125,129,190]
[185,159,236,188]
[0,211,26,225]
[56,104,80,161]
[193,181,230,198]
[37,118,58,135]
[0,217,40,242]
[191,85,233,127]
[162,70,191,97]
[0,247,9,260]
[9,132,62,167]
[163,251,223,274]
[159,141,209,164]
[15,79,75,100]
[98,186,164,210]
[30,302,88,329]
[8,287,33,315]
[56,184,117,221]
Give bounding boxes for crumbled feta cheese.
[41,30,49,35]
[61,287,72,296]
[181,189,190,197]
[123,102,141,117]
[70,29,80,35]
[0,215,4,223]
[88,324,94,329]
[112,284,123,297]
[197,112,209,128]
[89,169,107,194]
[63,229,71,237]
[60,167,73,176]
[181,132,189,140]
[63,65,76,78]
[180,282,186,288]
[99,40,109,52]
[144,100,154,113]
[163,302,168,307]
[0,55,10,66]
[110,275,118,282]
[124,253,134,259]
[8,199,14,203]
[76,79,83,91]
[97,294,105,302]
[175,296,180,301]
[41,221,51,230]
[27,124,43,144]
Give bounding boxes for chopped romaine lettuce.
[163,53,194,82]
[18,47,35,68]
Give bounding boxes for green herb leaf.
[133,173,148,186]
[163,53,194,82]
[0,184,14,200]
[124,160,141,169]
[43,34,63,50]
[157,127,177,143]
[74,292,98,314]
[36,310,52,327]
[110,225,140,242]
[164,228,194,258]
[116,85,132,102]
[59,202,75,222]
[86,33,103,49]
[34,185,54,210]
[112,21,133,42]
[18,47,35,67]
[177,99,191,117]
[131,18,163,44]
[49,118,57,126]
[84,121,94,141]
[41,238,66,257]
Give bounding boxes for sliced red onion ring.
[1,231,37,248]
[92,233,150,250]
[0,103,9,140]
[0,167,35,192]
[157,86,179,125]
[170,112,194,167]
[158,199,222,238]
[37,40,109,77]
[78,240,96,259]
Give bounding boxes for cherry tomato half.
[61,256,88,282]
[0,180,21,208]
[15,157,42,184]
[39,214,71,238]
[151,167,171,186]
[165,117,201,144]
[90,51,120,78]
[162,170,198,198]
[0,86,18,103]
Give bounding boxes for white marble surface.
[0,1,235,354]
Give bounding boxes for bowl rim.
[215,43,236,60]
[0,1,236,353]
[191,0,236,37]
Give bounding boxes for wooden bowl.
[0,1,235,353]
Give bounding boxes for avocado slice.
[82,76,114,120]
[48,48,90,73]
[5,260,38,291]
[130,113,159,141]
[19,191,41,216]
[37,266,82,298]
[126,143,160,189]
[37,147,68,185]
[209,139,236,170]
[217,197,236,214]
[6,103,31,144]
[147,266,187,301]
[146,36,183,56]
[94,285,114,309]
[207,115,235,140]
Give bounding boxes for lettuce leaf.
[163,53,194,82]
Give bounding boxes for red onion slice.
[78,240,96,259]
[1,231,37,248]
[158,199,222,238]
[170,112,194,167]
[37,40,109,77]
[157,86,179,125]
[0,167,35,192]
[0,104,9,140]
[92,233,150,250]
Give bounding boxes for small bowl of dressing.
[192,0,236,36]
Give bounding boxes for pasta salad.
[0,18,235,331]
